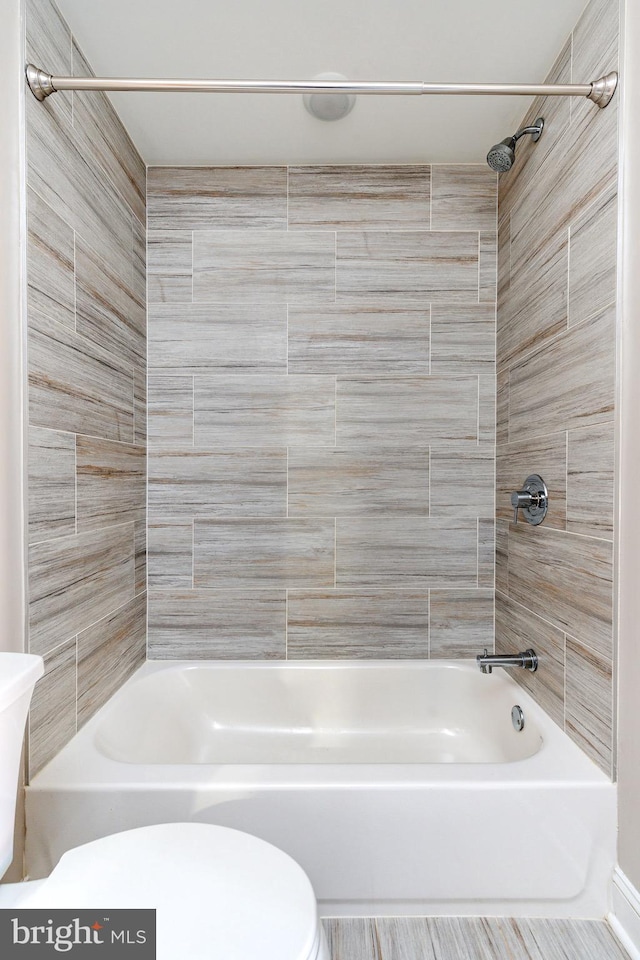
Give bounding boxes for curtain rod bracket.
[588,72,618,108]
[26,64,56,101]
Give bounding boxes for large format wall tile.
[148,167,287,230]
[508,305,615,439]
[567,422,615,538]
[430,590,494,657]
[287,590,429,659]
[148,590,286,659]
[194,519,335,588]
[288,166,430,229]
[336,517,478,587]
[28,638,77,777]
[430,304,495,375]
[148,303,287,374]
[77,594,146,728]
[288,448,429,516]
[496,434,567,529]
[29,312,134,443]
[148,449,287,518]
[431,166,497,231]
[430,448,494,518]
[76,436,146,531]
[568,186,617,326]
[27,187,75,331]
[29,524,135,656]
[288,304,430,376]
[193,230,336,303]
[508,522,613,659]
[336,231,479,302]
[147,230,193,303]
[148,522,193,588]
[28,426,76,545]
[565,635,613,776]
[194,375,336,447]
[336,377,478,446]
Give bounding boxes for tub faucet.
[476,648,538,675]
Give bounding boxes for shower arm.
[25,65,618,109]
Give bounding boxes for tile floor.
[323,917,631,960]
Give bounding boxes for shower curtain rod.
[25,64,618,109]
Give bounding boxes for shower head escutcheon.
[486,117,544,172]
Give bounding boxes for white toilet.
[0,654,329,960]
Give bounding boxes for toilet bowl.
[0,655,329,960]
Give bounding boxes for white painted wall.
[0,0,26,655]
[617,0,640,897]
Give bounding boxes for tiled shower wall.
[495,0,618,776]
[25,0,147,776]
[147,165,497,659]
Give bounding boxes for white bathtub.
[26,660,616,917]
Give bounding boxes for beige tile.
[77,594,146,728]
[479,376,497,443]
[508,305,615,439]
[288,448,428,516]
[566,636,613,777]
[496,433,567,529]
[134,520,146,596]
[336,377,478,446]
[287,590,429,659]
[427,918,508,960]
[323,919,381,960]
[29,524,135,656]
[374,918,436,960]
[508,524,613,658]
[148,521,193,588]
[430,448,494,518]
[148,589,286,659]
[496,366,509,446]
[495,520,509,595]
[193,230,336,303]
[500,227,568,368]
[431,165,497,231]
[71,42,146,224]
[28,426,76,544]
[337,231,479,302]
[567,423,615,538]
[569,186,617,326]
[147,230,193,304]
[26,89,134,284]
[497,211,510,303]
[77,436,146,531]
[148,449,287,518]
[194,375,335,447]
[27,186,75,331]
[28,638,76,778]
[499,918,629,960]
[288,304,430,376]
[478,518,495,588]
[336,517,478,588]
[147,166,287,230]
[148,375,193,447]
[479,231,497,303]
[194,519,335,588]
[430,304,495,375]
[134,365,147,446]
[148,303,287,374]
[75,236,145,368]
[430,590,494,657]
[288,165,430,229]
[132,214,146,307]
[29,312,134,444]
[495,592,565,728]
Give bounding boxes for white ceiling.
[54,0,588,166]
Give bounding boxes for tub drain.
[511,705,525,731]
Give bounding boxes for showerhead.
[486,117,544,173]
[487,137,516,172]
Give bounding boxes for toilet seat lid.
[28,823,321,960]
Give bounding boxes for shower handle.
[510,475,548,525]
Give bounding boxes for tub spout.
[476,648,538,675]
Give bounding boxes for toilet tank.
[0,654,43,877]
